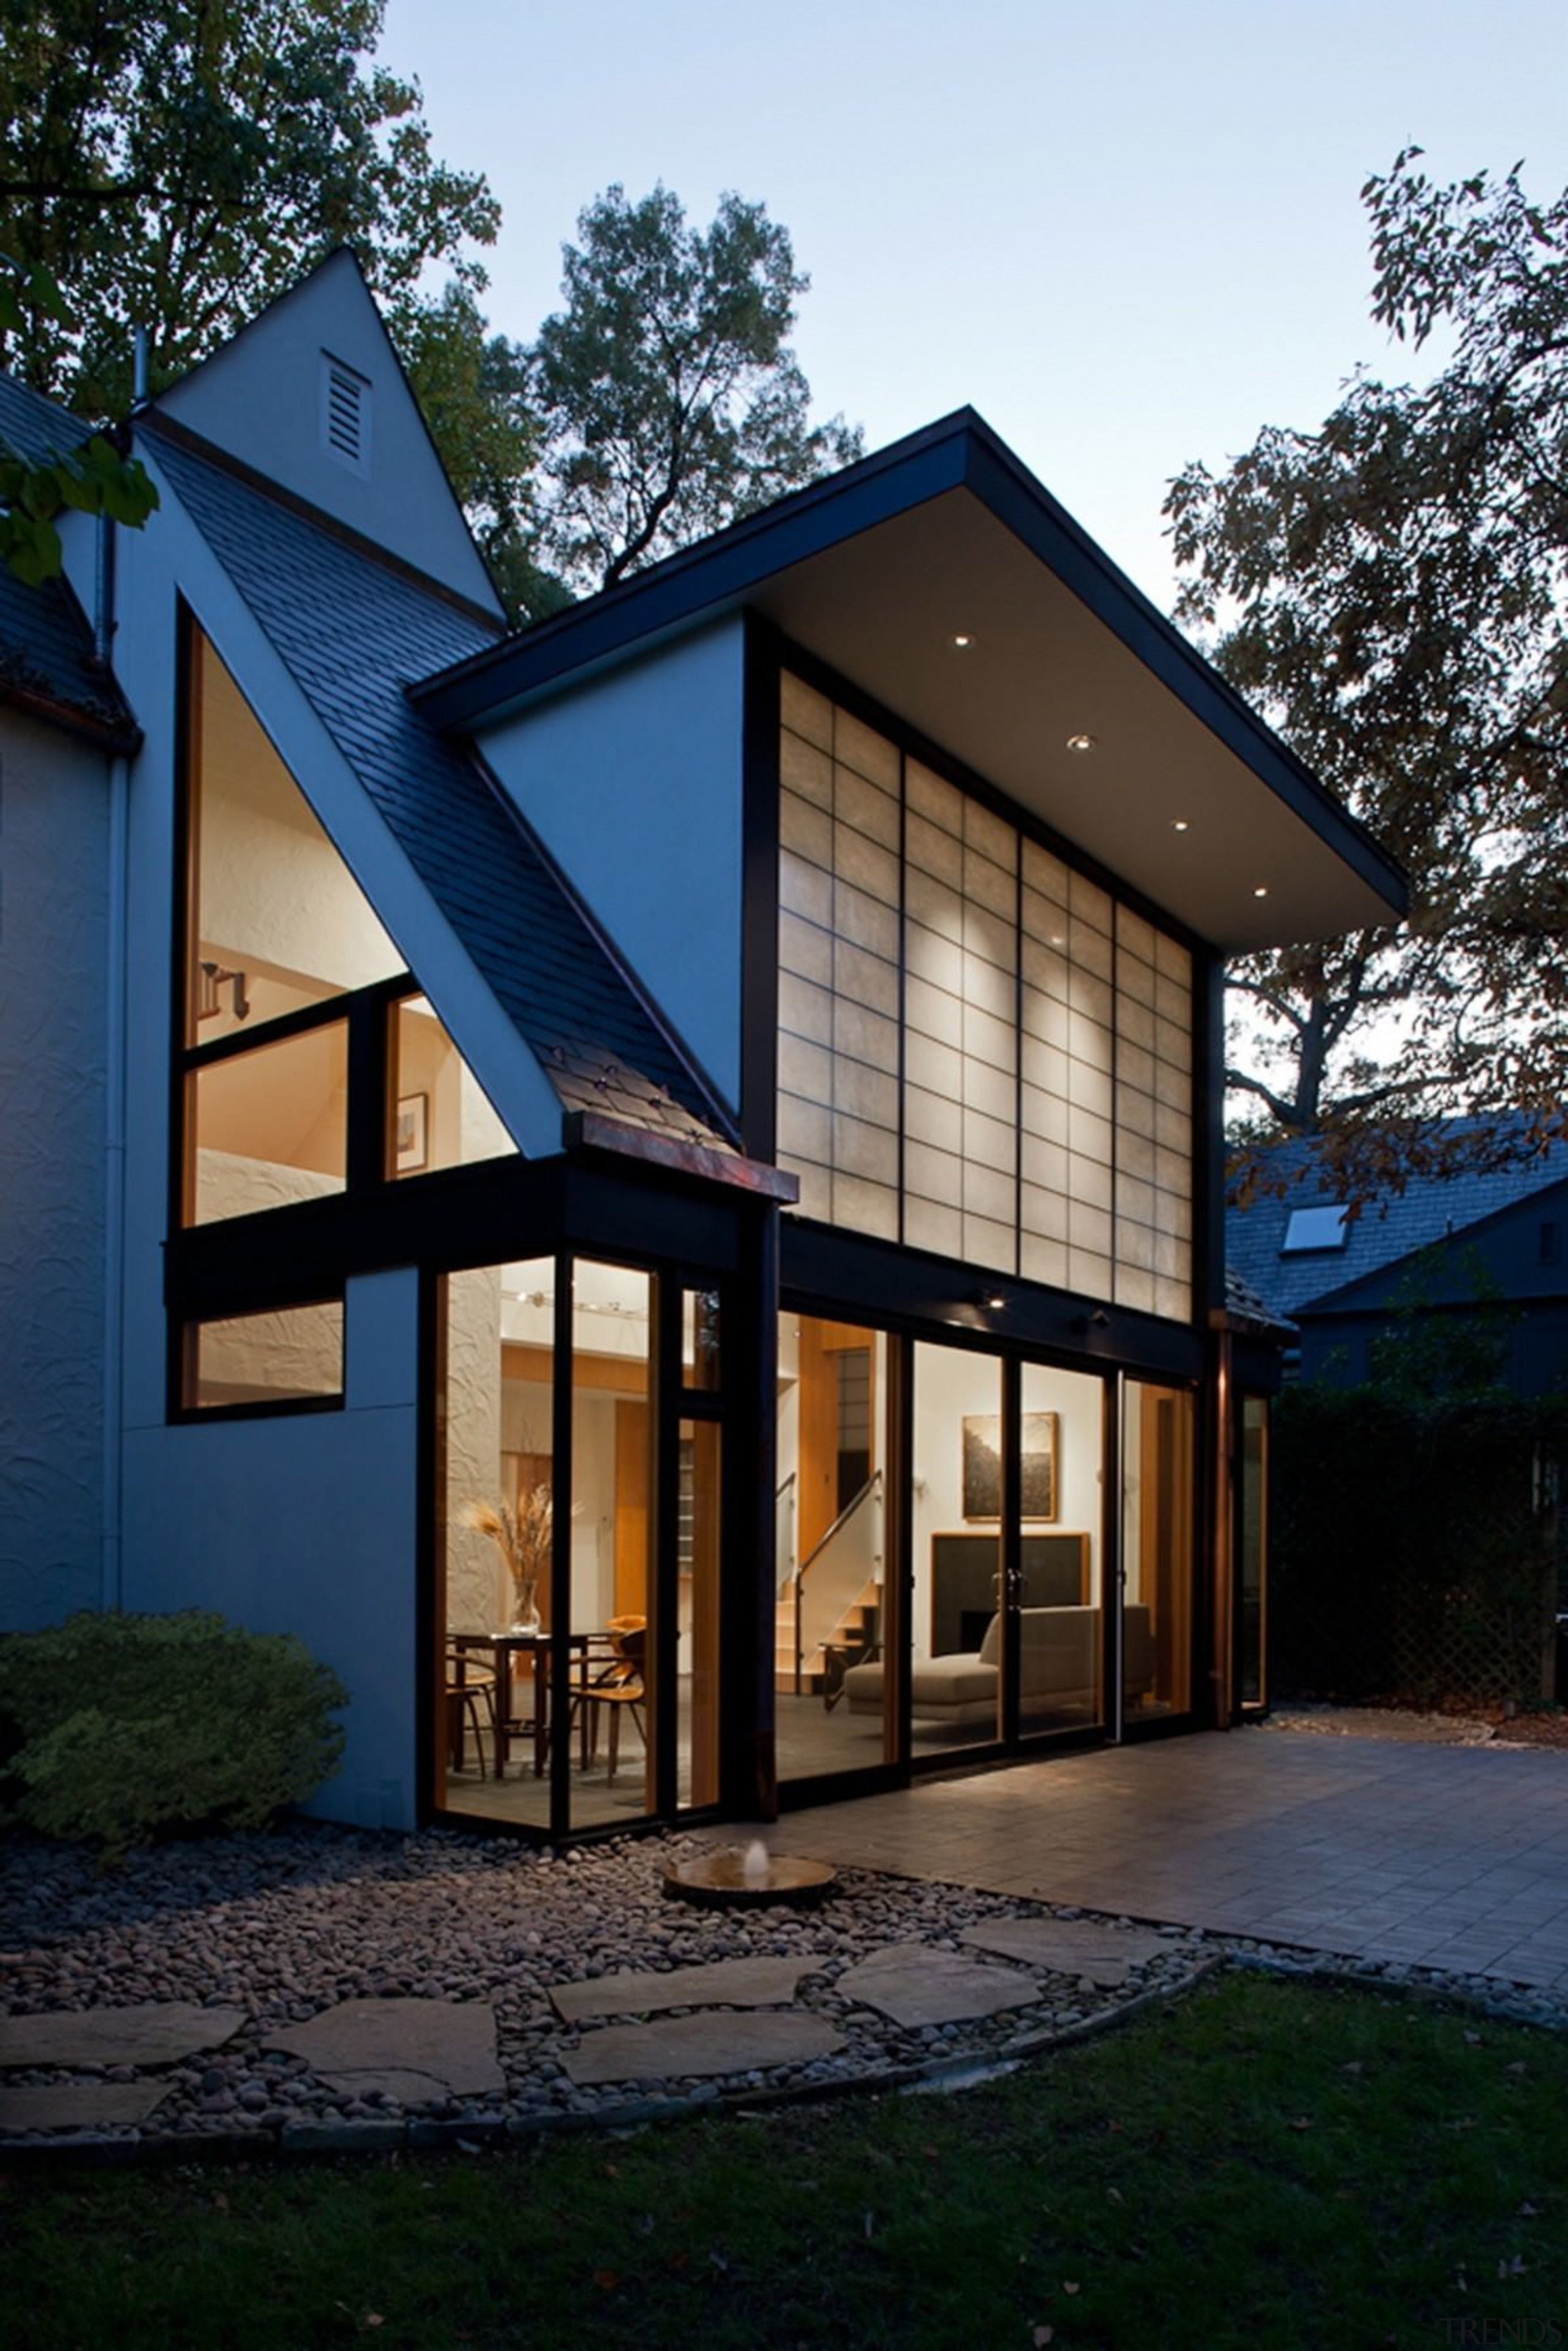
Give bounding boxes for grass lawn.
[2,1972,1563,2349]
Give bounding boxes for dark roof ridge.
[137,409,506,637]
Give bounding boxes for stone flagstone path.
[563,2010,844,2087]
[264,1999,504,2108]
[0,2002,244,2071]
[835,1944,1042,2029]
[959,1918,1173,1987]
[0,2082,174,2134]
[548,1956,816,2023]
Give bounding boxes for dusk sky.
[380,0,1567,609]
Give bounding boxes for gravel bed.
[2,1820,1561,2152]
[0,1822,1207,2143]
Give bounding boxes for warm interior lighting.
[952,632,973,649]
[1253,884,1270,898]
[1170,819,1190,833]
[1065,732,1095,754]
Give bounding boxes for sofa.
[843,1604,1155,1724]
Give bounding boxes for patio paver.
[737,1729,1568,1989]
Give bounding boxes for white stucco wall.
[477,619,747,1105]
[0,709,110,1630]
[121,1270,422,1828]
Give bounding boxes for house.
[1226,1122,1568,1393]
[0,252,1405,1836]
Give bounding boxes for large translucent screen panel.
[1017,1360,1102,1735]
[910,1343,1002,1759]
[1121,1381,1193,1719]
[439,1258,553,1831]
[185,1300,342,1409]
[570,1262,654,1828]
[774,1315,890,1781]
[187,627,404,1046]
[388,995,515,1178]
[186,1022,347,1225]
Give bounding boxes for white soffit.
[750,486,1394,952]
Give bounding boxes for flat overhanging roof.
[415,411,1407,953]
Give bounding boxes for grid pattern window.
[1113,908,1194,1320]
[776,672,1196,1318]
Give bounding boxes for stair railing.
[793,1470,884,1690]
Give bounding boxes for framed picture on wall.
[962,1411,1058,1520]
[395,1092,428,1174]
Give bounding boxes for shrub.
[0,1610,347,1859]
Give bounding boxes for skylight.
[1281,1204,1349,1253]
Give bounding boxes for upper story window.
[775,670,1194,1321]
[177,622,513,1226]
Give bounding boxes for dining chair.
[569,1625,647,1783]
[445,1647,499,1777]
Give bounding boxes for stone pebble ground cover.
[1,1821,1563,2153]
[0,1824,1208,2148]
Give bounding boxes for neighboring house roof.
[1226,1119,1568,1319]
[0,373,139,748]
[1223,1266,1297,1336]
[143,420,733,1153]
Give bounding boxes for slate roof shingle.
[145,423,731,1153]
[1226,1117,1568,1319]
[0,373,138,745]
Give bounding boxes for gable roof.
[1226,1119,1568,1318]
[151,249,503,622]
[0,373,139,748]
[416,410,1408,956]
[143,418,733,1153]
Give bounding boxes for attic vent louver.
[321,352,371,475]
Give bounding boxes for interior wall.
[444,1264,507,1634]
[910,1346,1103,1662]
[0,710,109,1629]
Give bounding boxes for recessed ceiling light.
[1170,819,1191,833]
[952,633,973,649]
[1253,884,1270,898]
[1065,732,1095,754]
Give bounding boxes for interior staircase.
[775,1582,880,1696]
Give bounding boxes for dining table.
[448,1628,589,1778]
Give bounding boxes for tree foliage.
[0,0,498,414]
[0,247,157,583]
[1167,151,1568,1188]
[529,183,862,594]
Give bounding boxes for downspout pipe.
[96,507,128,1613]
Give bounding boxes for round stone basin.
[663,1847,838,1909]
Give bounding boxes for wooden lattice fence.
[1268,1389,1565,1708]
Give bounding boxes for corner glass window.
[388,995,515,1179]
[184,627,403,1047]
[185,1022,348,1225]
[183,1299,344,1411]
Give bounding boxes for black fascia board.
[412,407,1408,919]
[410,412,974,730]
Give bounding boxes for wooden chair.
[445,1647,499,1776]
[569,1625,647,1783]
